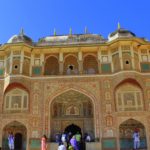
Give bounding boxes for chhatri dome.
[7,29,32,44]
[108,23,136,41]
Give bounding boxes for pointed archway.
[2,121,27,150]
[50,90,94,141]
[119,119,147,150]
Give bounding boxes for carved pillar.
[20,50,24,74]
[9,50,13,74]
[78,51,83,74]
[40,53,44,75]
[138,48,142,71]
[4,56,7,75]
[116,127,120,150]
[97,50,101,73]
[108,49,114,72]
[59,52,63,75]
[130,45,135,70]
[119,45,123,70]
[30,54,34,76]
[145,123,150,150]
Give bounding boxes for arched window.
[44,56,59,75]
[64,55,78,75]
[4,88,28,111]
[83,55,98,74]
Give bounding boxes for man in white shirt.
[58,142,66,150]
[133,129,140,150]
[8,132,15,150]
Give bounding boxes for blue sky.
[0,0,150,43]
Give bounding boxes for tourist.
[133,129,140,150]
[55,132,61,143]
[75,132,81,150]
[41,135,47,150]
[70,135,78,150]
[58,142,66,150]
[61,132,67,143]
[68,143,74,150]
[8,132,14,150]
[85,134,91,142]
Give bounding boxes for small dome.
[108,28,136,41]
[7,29,32,44]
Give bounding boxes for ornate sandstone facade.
[0,27,150,150]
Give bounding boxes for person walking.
[41,135,47,150]
[133,129,140,150]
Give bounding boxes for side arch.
[114,78,144,112]
[119,118,147,150]
[2,120,28,150]
[3,83,30,113]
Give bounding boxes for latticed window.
[141,55,148,62]
[116,83,143,111]
[4,88,28,111]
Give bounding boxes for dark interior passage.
[65,124,81,135]
[15,133,22,150]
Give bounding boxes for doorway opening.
[15,133,22,150]
[2,121,27,150]
[119,119,147,150]
[65,123,81,135]
[65,124,85,150]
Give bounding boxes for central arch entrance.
[2,121,27,150]
[50,90,94,141]
[65,124,81,135]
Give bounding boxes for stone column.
[97,50,101,73]
[118,45,123,70]
[9,50,13,74]
[4,56,7,76]
[116,127,120,150]
[138,48,142,71]
[78,51,83,74]
[59,52,63,75]
[40,53,44,75]
[145,124,150,150]
[130,45,135,70]
[30,54,34,76]
[108,49,114,73]
[20,50,24,74]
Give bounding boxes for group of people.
[57,131,82,150]
[5,128,141,150]
[41,129,141,150]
